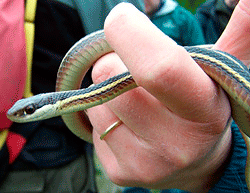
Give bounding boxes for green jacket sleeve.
[179,7,205,46]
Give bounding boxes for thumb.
[214,0,250,65]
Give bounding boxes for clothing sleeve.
[195,6,222,44]
[209,123,249,192]
[195,8,212,44]
[183,9,205,46]
[195,8,206,36]
[74,0,145,34]
[0,0,27,130]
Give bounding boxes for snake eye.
[25,105,36,115]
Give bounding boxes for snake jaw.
[15,110,26,117]
[7,111,25,123]
[7,103,59,123]
[6,92,62,123]
[7,109,26,120]
[7,95,60,123]
[10,104,36,118]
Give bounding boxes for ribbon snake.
[7,30,250,189]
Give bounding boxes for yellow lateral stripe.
[212,49,246,71]
[189,52,250,90]
[60,74,133,106]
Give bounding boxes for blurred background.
[177,0,205,13]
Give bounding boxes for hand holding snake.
[7,1,250,192]
[88,4,232,191]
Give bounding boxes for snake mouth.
[14,110,26,117]
[7,109,24,117]
[6,109,26,122]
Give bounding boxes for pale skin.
[87,0,250,192]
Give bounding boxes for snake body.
[7,30,250,189]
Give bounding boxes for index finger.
[103,3,230,123]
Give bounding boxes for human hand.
[87,3,233,192]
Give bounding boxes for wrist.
[196,120,232,192]
[162,121,232,192]
[208,122,249,192]
[147,121,232,192]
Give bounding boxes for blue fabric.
[124,188,151,193]
[195,0,233,44]
[123,122,248,192]
[124,188,189,193]
[209,123,248,192]
[151,5,205,46]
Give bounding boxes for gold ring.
[100,120,122,140]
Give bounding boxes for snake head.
[7,98,37,120]
[7,93,59,123]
